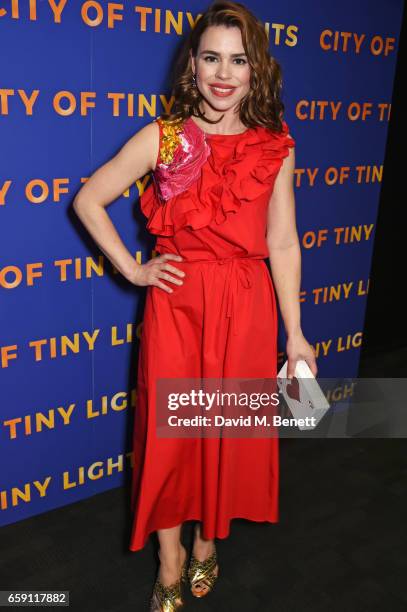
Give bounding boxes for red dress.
[129,115,295,552]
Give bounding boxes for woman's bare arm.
[72,121,185,292]
[266,146,317,376]
[266,147,302,337]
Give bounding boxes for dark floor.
[1,349,407,611]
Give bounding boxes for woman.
[73,1,317,610]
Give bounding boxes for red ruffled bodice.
[140,115,295,239]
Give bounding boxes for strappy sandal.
[188,546,219,598]
[150,557,188,611]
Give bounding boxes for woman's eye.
[203,56,247,64]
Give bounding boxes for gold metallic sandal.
[188,547,219,598]
[150,558,188,611]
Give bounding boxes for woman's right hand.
[128,253,186,293]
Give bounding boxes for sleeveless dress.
[129,114,295,552]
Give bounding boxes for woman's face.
[191,25,251,114]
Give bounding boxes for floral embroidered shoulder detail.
[152,116,211,202]
[140,115,295,236]
[156,116,184,165]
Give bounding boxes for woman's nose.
[215,62,232,79]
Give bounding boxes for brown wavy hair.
[159,0,287,133]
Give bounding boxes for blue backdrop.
[0,0,403,525]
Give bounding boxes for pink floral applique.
[153,117,211,202]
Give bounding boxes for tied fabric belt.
[177,255,266,336]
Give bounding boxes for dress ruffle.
[140,117,295,236]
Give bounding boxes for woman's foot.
[190,525,219,597]
[150,544,187,610]
[158,543,187,588]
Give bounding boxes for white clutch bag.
[277,359,330,430]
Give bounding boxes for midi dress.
[129,114,295,552]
